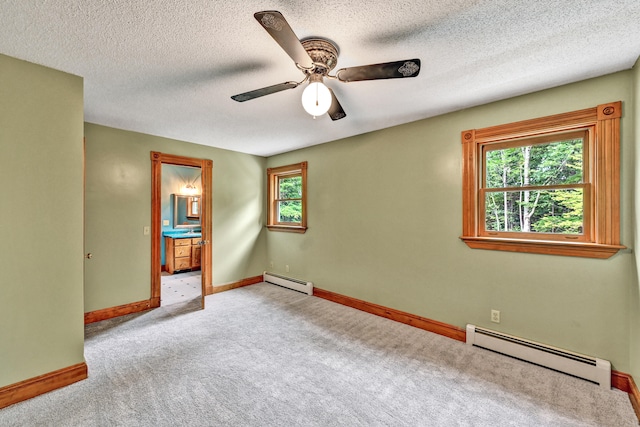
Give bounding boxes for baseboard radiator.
[466,325,611,389]
[263,272,313,295]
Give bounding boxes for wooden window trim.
[460,101,624,259]
[267,162,307,233]
[479,129,591,243]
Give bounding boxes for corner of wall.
[0,54,85,389]
[631,55,640,382]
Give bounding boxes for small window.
[267,162,307,233]
[461,102,624,258]
[186,196,200,219]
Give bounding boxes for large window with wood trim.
[460,102,624,258]
[267,162,307,233]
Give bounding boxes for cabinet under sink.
[165,237,201,274]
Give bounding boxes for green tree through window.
[267,162,307,233]
[484,135,584,234]
[278,175,302,222]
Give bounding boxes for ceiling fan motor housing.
[301,38,339,75]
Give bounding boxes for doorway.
[161,165,202,306]
[150,152,213,310]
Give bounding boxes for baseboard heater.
[263,272,313,295]
[466,325,611,389]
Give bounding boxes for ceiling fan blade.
[336,59,421,82]
[254,11,314,70]
[327,88,346,121]
[231,81,299,102]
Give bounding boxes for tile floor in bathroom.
[161,270,202,305]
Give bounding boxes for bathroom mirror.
[172,194,200,228]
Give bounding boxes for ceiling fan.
[231,11,421,121]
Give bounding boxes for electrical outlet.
[285,265,290,273]
[162,219,170,226]
[491,309,500,323]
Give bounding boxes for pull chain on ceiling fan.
[231,11,421,121]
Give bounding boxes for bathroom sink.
[163,231,201,238]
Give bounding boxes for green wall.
[2,48,638,393]
[267,70,638,373]
[84,123,267,312]
[0,54,85,387]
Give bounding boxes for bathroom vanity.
[164,192,202,274]
[165,236,201,274]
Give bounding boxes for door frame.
[150,151,213,309]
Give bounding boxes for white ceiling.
[1,1,639,157]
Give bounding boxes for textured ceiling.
[1,1,640,156]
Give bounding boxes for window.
[482,131,589,240]
[187,196,200,219]
[461,102,624,258]
[267,162,307,233]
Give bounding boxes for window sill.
[267,225,307,234]
[460,236,625,259]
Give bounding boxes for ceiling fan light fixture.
[231,11,421,122]
[301,76,332,118]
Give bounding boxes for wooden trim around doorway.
[151,152,213,309]
[0,362,87,409]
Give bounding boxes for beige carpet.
[1,283,636,426]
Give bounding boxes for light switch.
[143,226,150,235]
